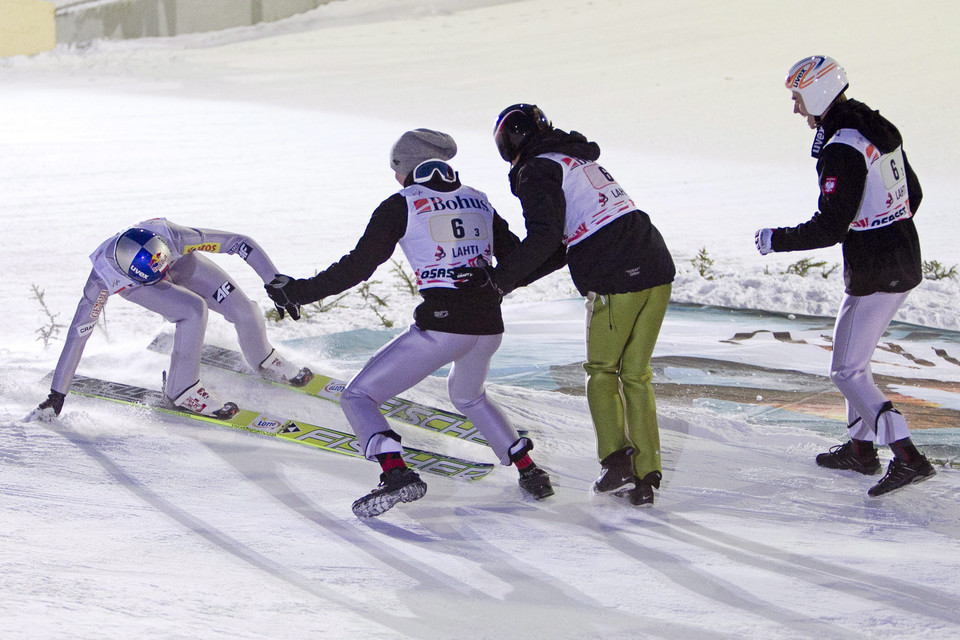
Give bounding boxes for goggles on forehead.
[413,159,457,184]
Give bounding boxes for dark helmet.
[493,103,552,162]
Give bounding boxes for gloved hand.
[452,258,505,295]
[25,389,66,422]
[451,266,490,288]
[265,275,302,321]
[754,228,774,255]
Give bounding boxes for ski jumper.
[770,99,923,444]
[281,171,527,465]
[51,218,283,400]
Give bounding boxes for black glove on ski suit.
[265,275,303,321]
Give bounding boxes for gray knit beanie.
[389,129,457,178]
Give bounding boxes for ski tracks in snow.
[206,438,718,639]
[10,372,960,640]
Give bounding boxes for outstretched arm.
[267,195,407,306]
[159,220,281,283]
[27,271,109,420]
[772,144,867,252]
[492,158,567,291]
[492,212,565,288]
[158,219,301,317]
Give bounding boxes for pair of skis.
[53,335,497,480]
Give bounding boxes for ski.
[50,372,493,480]
[147,333,493,446]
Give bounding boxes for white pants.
[340,325,520,465]
[831,291,912,445]
[123,252,273,399]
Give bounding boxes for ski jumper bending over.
[29,218,311,421]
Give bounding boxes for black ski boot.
[593,447,635,493]
[518,465,554,500]
[351,467,427,518]
[614,470,661,507]
[167,377,239,420]
[288,367,314,388]
[868,456,936,497]
[508,436,554,500]
[816,440,881,475]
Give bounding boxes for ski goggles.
[412,159,457,184]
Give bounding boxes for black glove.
[452,260,504,295]
[265,275,302,321]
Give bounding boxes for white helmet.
[784,56,849,118]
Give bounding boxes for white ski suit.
[50,218,286,401]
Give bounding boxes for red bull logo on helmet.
[149,250,168,273]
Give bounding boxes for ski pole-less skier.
[457,104,676,507]
[27,218,312,422]
[265,129,554,518]
[755,56,934,496]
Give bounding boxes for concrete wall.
[0,0,56,56]
[54,0,335,45]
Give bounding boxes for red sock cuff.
[380,455,406,473]
[514,454,533,470]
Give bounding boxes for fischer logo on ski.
[45,372,494,481]
[147,334,492,446]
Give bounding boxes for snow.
[2,1,960,638]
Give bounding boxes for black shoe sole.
[611,486,654,507]
[520,480,555,500]
[815,459,881,476]
[525,486,555,500]
[867,469,936,497]
[352,480,427,517]
[593,476,634,494]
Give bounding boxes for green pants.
[584,284,671,478]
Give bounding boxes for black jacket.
[772,99,922,295]
[286,174,520,335]
[493,128,675,296]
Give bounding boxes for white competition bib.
[826,129,912,231]
[538,152,636,247]
[398,185,495,290]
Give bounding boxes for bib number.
[429,213,487,242]
[879,148,906,189]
